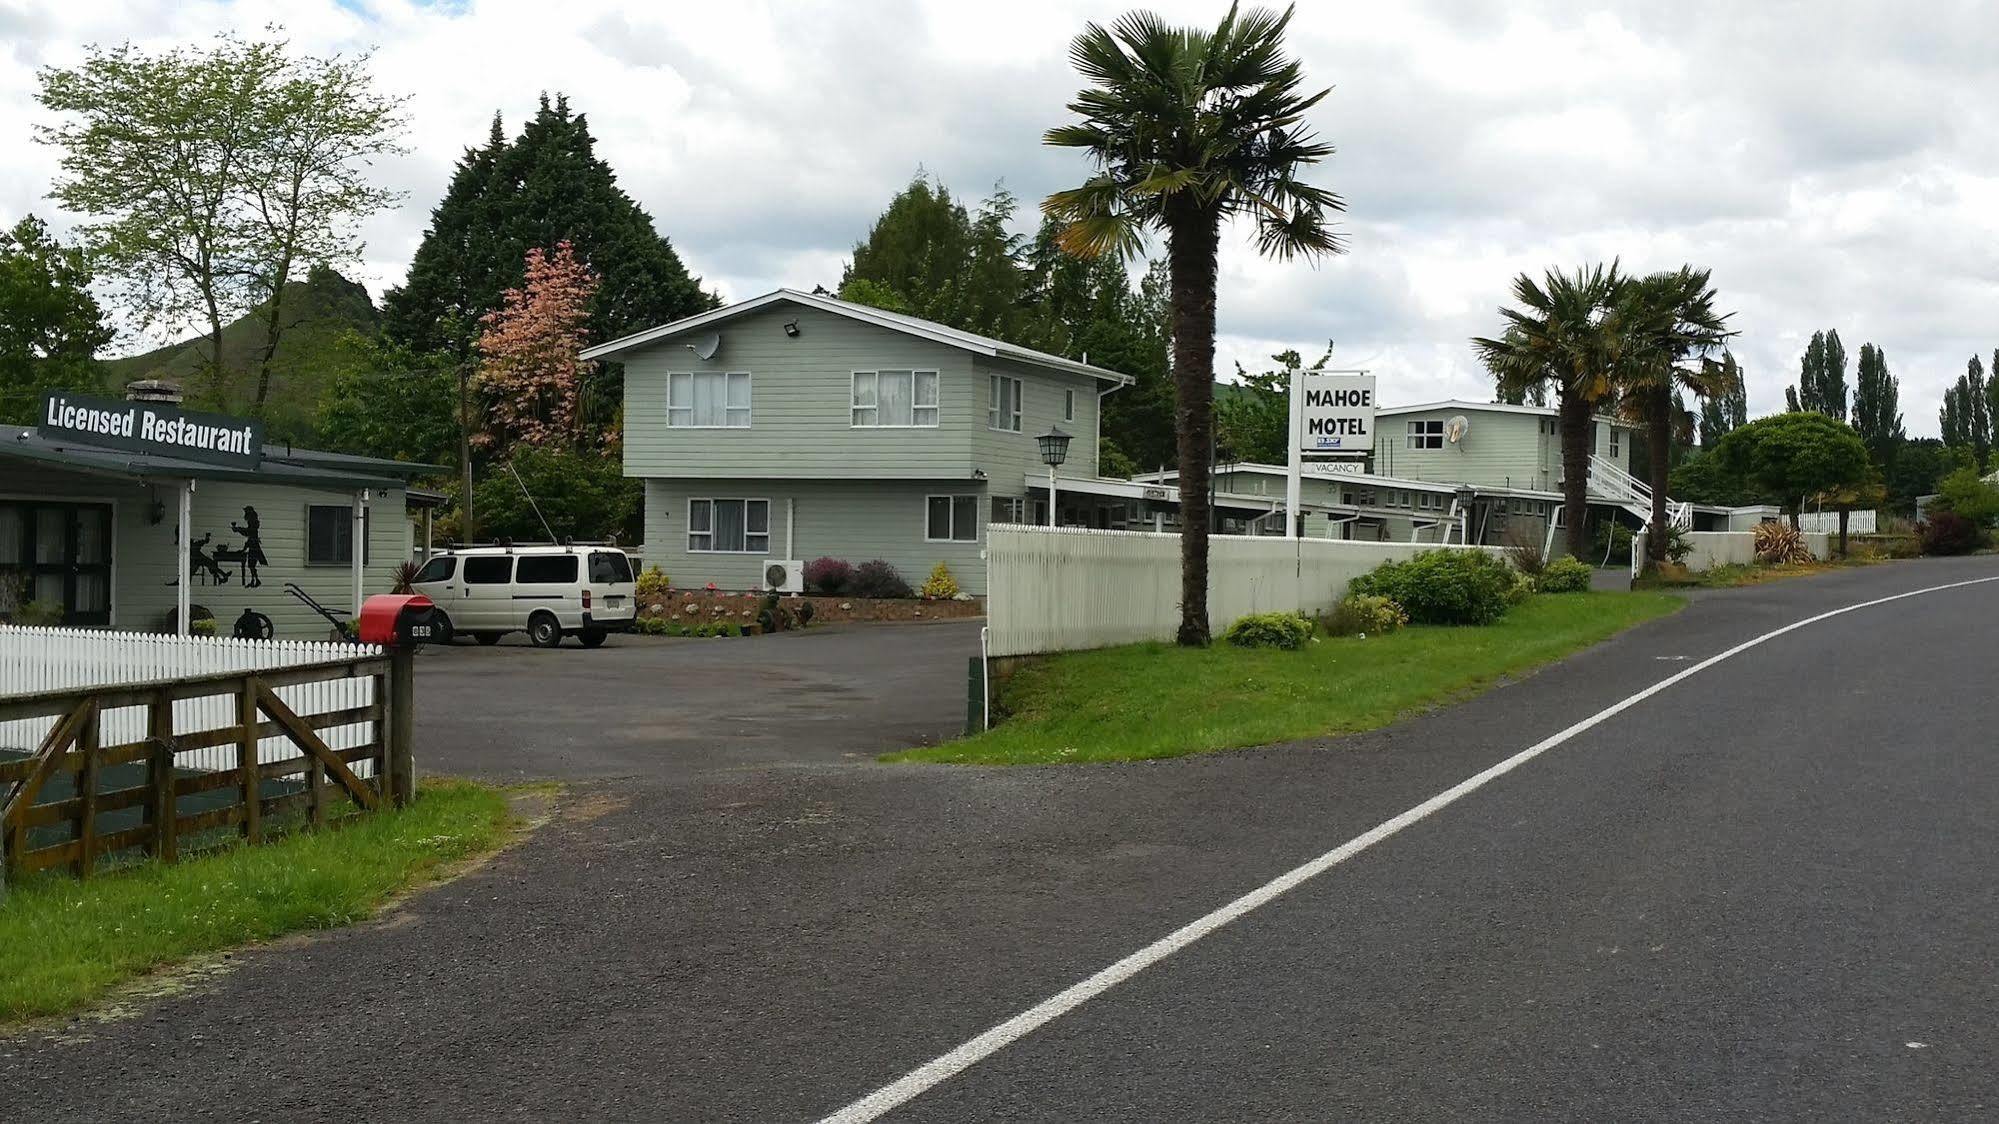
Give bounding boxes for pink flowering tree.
[475,241,599,449]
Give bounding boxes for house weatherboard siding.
[609,290,1122,594]
[2,463,408,637]
[1373,401,1635,491]
[642,478,991,595]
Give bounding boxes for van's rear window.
[515,555,579,584]
[589,552,634,583]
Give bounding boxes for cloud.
[4,0,1997,437]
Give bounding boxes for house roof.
[579,288,1134,385]
[1377,398,1633,426]
[1,425,428,493]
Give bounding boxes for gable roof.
[1376,398,1633,427]
[579,288,1132,385]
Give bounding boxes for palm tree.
[1614,267,1734,566]
[1042,4,1343,647]
[1472,264,1624,559]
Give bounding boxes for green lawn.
[890,592,1683,766]
[0,780,514,1023]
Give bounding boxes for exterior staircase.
[1588,454,1691,532]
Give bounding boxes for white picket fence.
[1796,509,1878,535]
[985,526,1506,656]
[0,626,384,776]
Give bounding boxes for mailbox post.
[358,594,438,807]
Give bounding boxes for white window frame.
[925,494,981,543]
[667,371,753,428]
[686,497,770,554]
[990,496,1026,525]
[851,369,939,428]
[1610,427,1621,457]
[1406,419,1444,450]
[988,374,1023,432]
[305,504,370,567]
[1063,388,1076,422]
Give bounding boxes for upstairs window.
[1610,428,1621,457]
[988,375,1022,432]
[852,370,939,427]
[1406,419,1444,449]
[1064,388,1076,421]
[668,371,752,427]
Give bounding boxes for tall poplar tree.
[1789,329,1849,420]
[1851,342,1903,465]
[1698,351,1747,446]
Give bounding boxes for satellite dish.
[1445,415,1471,444]
[687,332,721,361]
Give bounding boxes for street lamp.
[1037,426,1072,528]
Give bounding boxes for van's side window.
[463,556,512,584]
[516,555,578,584]
[412,556,455,584]
[589,552,633,583]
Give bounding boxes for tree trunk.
[1647,383,1671,567]
[1838,506,1850,557]
[252,255,292,414]
[1558,388,1592,559]
[459,364,476,542]
[1167,206,1221,647]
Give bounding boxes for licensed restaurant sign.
[41,392,263,469]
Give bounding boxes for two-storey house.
[586,290,1130,596]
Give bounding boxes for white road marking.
[817,574,1999,1124]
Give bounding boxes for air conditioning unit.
[762,559,805,594]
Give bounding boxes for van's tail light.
[583,589,592,610]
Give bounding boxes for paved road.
[412,620,982,781]
[5,557,1998,1122]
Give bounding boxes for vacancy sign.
[1296,372,1376,454]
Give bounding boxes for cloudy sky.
[5,0,1996,435]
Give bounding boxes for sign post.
[1287,371,1377,538]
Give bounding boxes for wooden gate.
[0,654,413,879]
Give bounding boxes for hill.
[105,266,381,440]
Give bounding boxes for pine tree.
[1851,342,1903,464]
[384,96,713,359]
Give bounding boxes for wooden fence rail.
[0,654,412,882]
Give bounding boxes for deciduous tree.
[474,242,600,451]
[1714,411,1870,530]
[36,33,405,410]
[0,216,113,423]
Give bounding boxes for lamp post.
[1037,426,1072,528]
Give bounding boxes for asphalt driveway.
[411,620,982,782]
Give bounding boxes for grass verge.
[889,591,1682,767]
[0,779,513,1024]
[1635,557,1878,589]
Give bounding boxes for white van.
[409,545,637,648]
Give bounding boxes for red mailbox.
[358,593,439,647]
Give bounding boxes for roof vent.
[125,379,184,405]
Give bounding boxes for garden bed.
[636,588,982,634]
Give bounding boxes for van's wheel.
[475,632,502,646]
[579,629,607,648]
[527,612,563,648]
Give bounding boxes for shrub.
[1348,549,1515,626]
[1918,511,1985,556]
[1502,524,1546,576]
[636,566,671,599]
[1538,555,1593,593]
[1931,466,1999,525]
[919,561,961,600]
[1223,611,1314,650]
[1753,522,1814,565]
[804,556,852,595]
[1506,570,1536,604]
[190,618,218,637]
[1661,523,1694,565]
[1319,594,1407,637]
[1593,521,1635,564]
[12,598,65,627]
[850,559,912,599]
